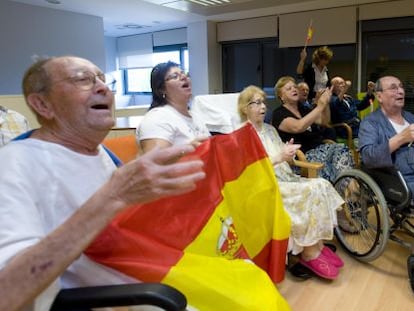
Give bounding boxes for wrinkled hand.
[315,87,332,108]
[367,81,375,94]
[300,48,307,60]
[345,80,352,93]
[281,138,301,162]
[400,124,414,146]
[190,136,209,148]
[105,144,205,210]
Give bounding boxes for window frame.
[123,43,188,96]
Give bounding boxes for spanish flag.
[306,25,313,43]
[86,124,291,310]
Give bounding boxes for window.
[361,17,414,112]
[124,44,188,96]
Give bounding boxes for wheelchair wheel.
[333,169,390,262]
[408,255,414,292]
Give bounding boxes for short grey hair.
[374,78,383,92]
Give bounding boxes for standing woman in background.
[296,46,333,101]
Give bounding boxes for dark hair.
[150,61,180,109]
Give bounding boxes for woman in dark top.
[271,76,354,183]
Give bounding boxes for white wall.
[188,20,221,96]
[0,0,106,95]
[105,36,118,72]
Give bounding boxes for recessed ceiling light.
[45,0,61,4]
[187,0,231,6]
[115,23,149,30]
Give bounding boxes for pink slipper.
[322,246,344,268]
[300,254,339,280]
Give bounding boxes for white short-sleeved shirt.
[137,104,210,145]
[0,139,137,311]
[312,62,329,93]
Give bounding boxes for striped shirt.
[0,106,30,147]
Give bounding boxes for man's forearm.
[0,187,119,311]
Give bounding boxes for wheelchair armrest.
[292,150,324,178]
[330,123,353,142]
[361,165,412,210]
[50,283,187,311]
[292,159,323,178]
[329,123,360,166]
[322,138,336,144]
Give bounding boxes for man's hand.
[367,81,375,95]
[399,124,414,147]
[105,145,206,210]
[191,136,210,148]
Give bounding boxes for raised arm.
[278,92,330,133]
[296,48,307,75]
[317,88,332,125]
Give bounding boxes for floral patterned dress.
[256,123,344,255]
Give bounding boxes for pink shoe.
[300,254,339,280]
[322,246,344,268]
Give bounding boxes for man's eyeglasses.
[54,71,117,91]
[380,83,404,93]
[248,99,267,107]
[165,71,189,82]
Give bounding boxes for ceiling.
[9,0,388,37]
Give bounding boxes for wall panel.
[217,16,278,42]
[279,7,357,47]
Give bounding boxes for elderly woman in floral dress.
[238,85,345,280]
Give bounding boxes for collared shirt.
[0,106,30,147]
[312,63,328,93]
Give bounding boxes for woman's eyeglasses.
[165,71,189,81]
[248,99,267,107]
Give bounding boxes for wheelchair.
[50,283,187,311]
[333,166,414,291]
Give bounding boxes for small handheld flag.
[304,19,313,48]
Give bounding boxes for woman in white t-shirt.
[137,62,210,152]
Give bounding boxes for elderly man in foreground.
[0,56,205,311]
[359,76,414,195]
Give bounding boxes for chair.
[329,122,360,166]
[332,166,414,291]
[293,149,324,178]
[191,93,241,135]
[103,131,139,163]
[50,283,187,311]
